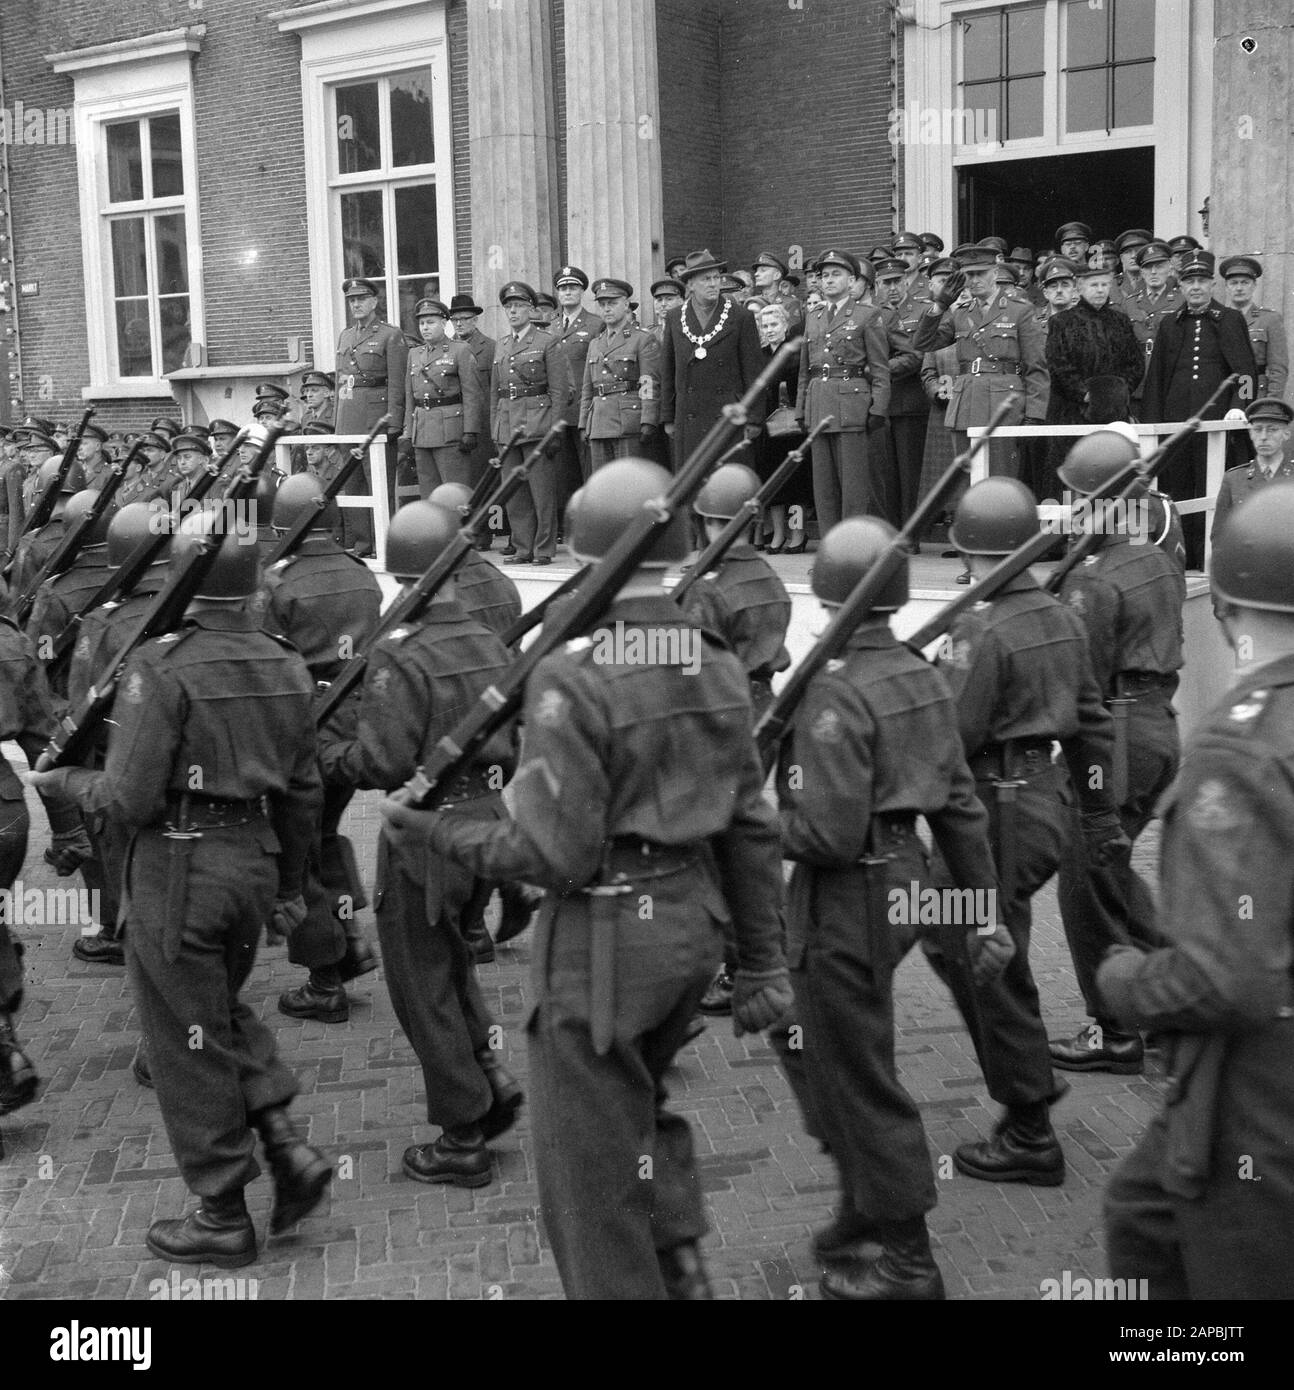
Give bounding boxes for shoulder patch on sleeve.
[811,706,844,744]
[1185,778,1244,833]
[534,688,567,727]
[1227,689,1269,726]
[824,658,846,674]
[371,666,391,698]
[123,670,145,703]
[387,627,411,644]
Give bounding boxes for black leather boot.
[72,929,124,965]
[954,1102,1065,1186]
[495,882,542,944]
[0,1010,38,1116]
[132,1048,154,1089]
[698,967,734,1016]
[475,1051,524,1141]
[462,916,495,965]
[278,967,349,1023]
[1049,1022,1144,1074]
[403,1124,492,1188]
[146,1192,257,1268]
[812,1198,884,1262]
[657,1241,714,1299]
[820,1218,945,1301]
[336,932,378,983]
[254,1106,333,1233]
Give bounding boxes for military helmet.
[272,472,338,532]
[811,516,907,611]
[107,502,164,569]
[62,489,113,548]
[428,482,474,516]
[1211,482,1294,613]
[949,477,1040,555]
[693,463,761,521]
[568,459,688,566]
[33,459,86,495]
[172,504,260,599]
[384,500,458,581]
[1057,430,1139,496]
[251,469,278,527]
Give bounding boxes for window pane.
[959,83,1002,145]
[160,296,191,375]
[150,113,184,197]
[395,182,438,276]
[106,121,144,202]
[962,11,1001,82]
[115,300,153,377]
[1066,0,1107,68]
[336,82,381,174]
[390,68,435,166]
[1114,0,1155,61]
[1006,75,1044,139]
[155,214,189,294]
[1066,67,1107,132]
[1007,5,1045,74]
[1113,62,1154,126]
[340,188,385,278]
[110,218,148,298]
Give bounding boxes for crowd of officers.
[0,230,1290,1301]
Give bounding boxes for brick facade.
[656,0,723,262]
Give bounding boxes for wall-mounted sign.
[19,281,38,296]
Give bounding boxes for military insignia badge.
[372,667,391,698]
[1228,690,1269,723]
[1186,778,1242,833]
[124,672,144,703]
[811,707,843,744]
[535,689,567,728]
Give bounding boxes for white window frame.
[50,30,206,399]
[275,0,454,366]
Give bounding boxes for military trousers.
[498,441,559,560]
[374,820,497,1129]
[881,414,930,529]
[124,821,297,1197]
[288,782,367,971]
[588,436,637,473]
[0,783,29,1010]
[809,429,874,532]
[81,808,130,941]
[526,864,724,1298]
[924,763,1070,1107]
[1059,695,1177,1027]
[413,445,474,499]
[950,430,1018,482]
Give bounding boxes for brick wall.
[656,0,723,261]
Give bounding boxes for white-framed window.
[277,0,454,364]
[51,30,206,398]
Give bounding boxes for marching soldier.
[260,474,383,1025]
[30,511,332,1266]
[1220,255,1288,402]
[1048,431,1184,1077]
[928,479,1127,1189]
[795,249,891,529]
[877,255,932,528]
[9,456,82,609]
[578,278,661,473]
[319,501,523,1188]
[1211,397,1294,545]
[491,281,567,565]
[400,297,487,498]
[1099,484,1294,1297]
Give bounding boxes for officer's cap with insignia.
[535,292,558,312]
[816,249,859,277]
[554,265,589,290]
[874,257,908,283]
[13,426,56,450]
[1114,228,1154,255]
[650,277,685,299]
[414,297,450,319]
[1040,257,1080,285]
[927,257,957,278]
[1167,234,1202,255]
[1134,240,1173,268]
[208,418,239,439]
[255,383,289,403]
[139,430,171,451]
[994,263,1018,285]
[499,280,538,307]
[343,277,380,299]
[151,416,183,437]
[719,274,745,293]
[1055,221,1093,247]
[24,415,57,436]
[1219,255,1262,281]
[592,278,633,301]
[81,423,110,444]
[1178,251,1216,280]
[978,235,1009,257]
[169,431,212,456]
[892,231,923,253]
[301,371,335,391]
[301,418,337,436]
[867,245,892,265]
[1245,398,1294,426]
[918,232,945,253]
[752,251,788,276]
[951,243,998,269]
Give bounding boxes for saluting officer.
[578,278,662,473]
[400,297,487,498]
[1100,484,1294,1297]
[1211,397,1294,545]
[795,249,891,529]
[1220,255,1289,402]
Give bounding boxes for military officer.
[1211,397,1294,545]
[1099,485,1294,1297]
[251,383,289,426]
[1056,221,1093,266]
[399,297,487,498]
[385,461,790,1299]
[490,281,566,565]
[29,511,332,1265]
[1123,241,1184,399]
[1048,431,1184,1076]
[319,501,523,1187]
[1113,229,1153,301]
[794,249,891,529]
[77,423,113,492]
[649,278,685,349]
[532,293,559,329]
[12,426,57,527]
[550,266,603,506]
[168,431,214,512]
[299,371,336,428]
[577,278,661,473]
[1166,234,1202,277]
[118,431,176,507]
[877,256,933,528]
[751,251,802,329]
[891,231,925,298]
[448,293,500,550]
[1220,255,1288,402]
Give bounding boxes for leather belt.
[414,393,463,408]
[580,836,702,894]
[864,812,918,853]
[968,740,1054,781]
[347,373,387,388]
[818,365,870,380]
[164,793,267,829]
[1115,671,1177,697]
[497,384,549,400]
[961,359,1020,376]
[594,383,632,397]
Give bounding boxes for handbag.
[764,382,802,438]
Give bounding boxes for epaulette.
[262,629,301,653]
[152,626,199,656]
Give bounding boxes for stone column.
[467,0,561,341]
[563,0,664,306]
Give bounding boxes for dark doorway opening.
[958,147,1154,255]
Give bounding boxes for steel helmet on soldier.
[61,489,113,548]
[251,469,278,523]
[34,458,86,495]
[1210,482,1294,612]
[1057,430,1139,496]
[171,504,260,599]
[428,482,474,516]
[949,477,1040,555]
[272,472,338,532]
[384,500,459,581]
[693,463,761,520]
[568,459,688,565]
[107,502,164,569]
[811,516,907,611]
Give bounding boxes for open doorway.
[957,147,1154,254]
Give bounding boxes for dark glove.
[866,413,887,434]
[543,437,562,458]
[1082,810,1132,868]
[392,432,411,456]
[44,827,94,878]
[638,423,658,447]
[743,424,762,444]
[731,967,794,1037]
[932,270,966,309]
[578,430,589,449]
[266,894,308,946]
[966,923,1015,987]
[458,432,478,455]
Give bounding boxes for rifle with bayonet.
[2,407,97,583]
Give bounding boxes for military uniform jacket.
[257,536,383,683]
[795,299,892,431]
[455,551,522,641]
[26,553,115,699]
[677,545,791,680]
[1122,284,1184,382]
[0,614,54,799]
[490,326,566,446]
[68,572,168,713]
[910,289,1048,426]
[402,338,487,447]
[550,307,604,427]
[334,318,409,436]
[50,609,322,895]
[118,458,176,507]
[578,322,662,438]
[883,291,933,417]
[1239,303,1289,400]
[1211,453,1294,541]
[1141,302,1257,423]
